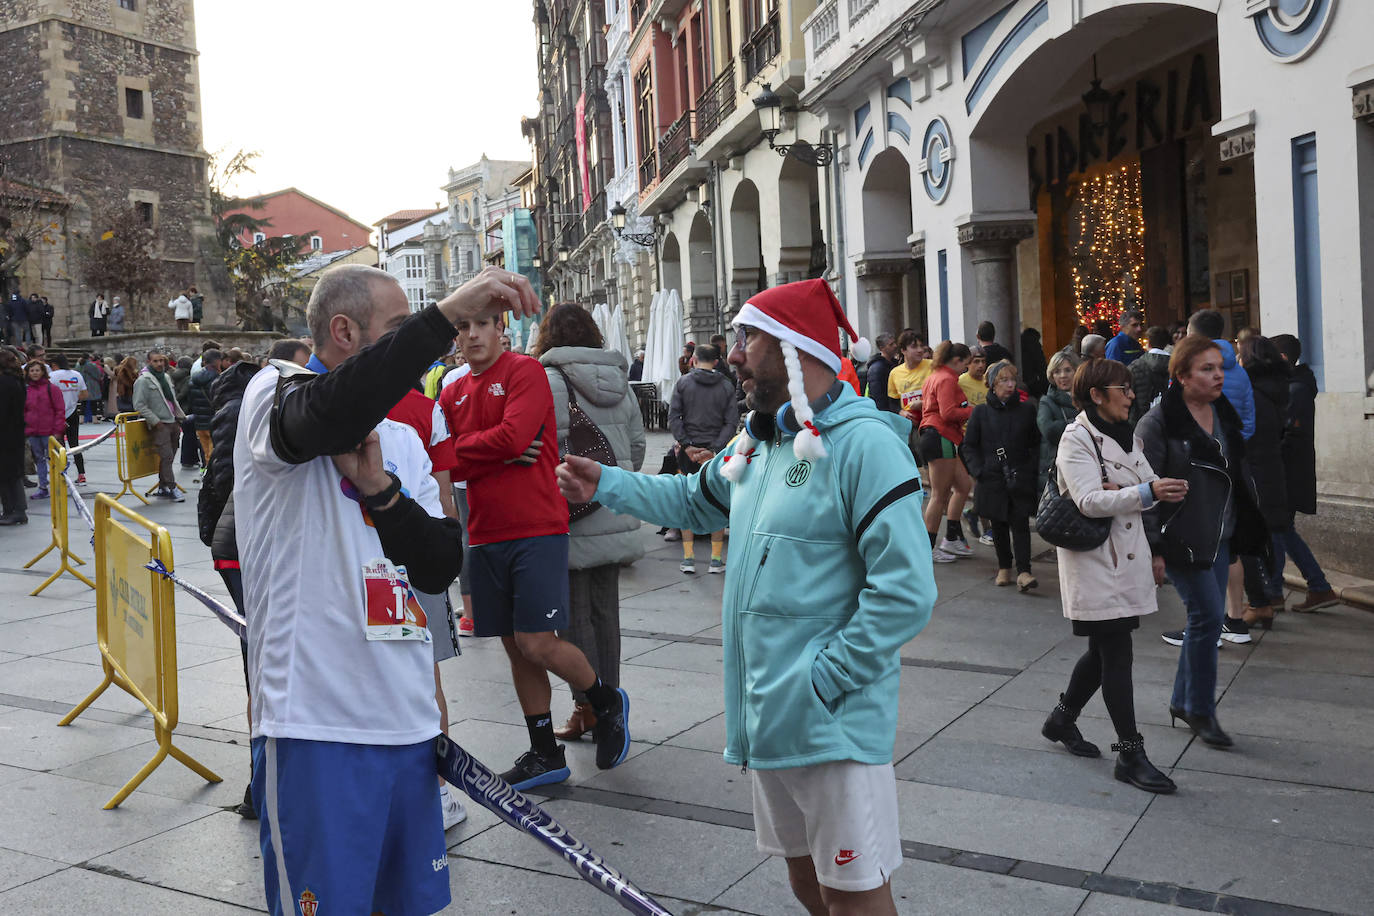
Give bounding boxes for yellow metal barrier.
[23,437,94,596]
[112,411,184,504]
[58,493,220,808]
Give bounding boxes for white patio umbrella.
[649,289,684,402]
[609,303,630,364]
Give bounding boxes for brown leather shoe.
[1291,588,1339,612]
[996,568,1014,587]
[1241,604,1274,629]
[1017,572,1038,592]
[553,702,597,741]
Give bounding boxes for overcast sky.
[196,1,537,230]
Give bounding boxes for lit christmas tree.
[1068,163,1146,334]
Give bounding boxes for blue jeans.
[1168,544,1230,717]
[27,436,49,490]
[1273,527,1330,593]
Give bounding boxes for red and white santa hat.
[722,279,870,482]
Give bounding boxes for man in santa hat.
[557,278,936,915]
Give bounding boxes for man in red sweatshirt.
[439,313,630,789]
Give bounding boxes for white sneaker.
[978,532,994,546]
[932,546,958,564]
[939,538,974,558]
[440,784,467,831]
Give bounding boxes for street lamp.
[752,84,834,168]
[609,201,657,248]
[557,245,591,275]
[1081,55,1111,133]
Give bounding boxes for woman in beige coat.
[1040,358,1188,794]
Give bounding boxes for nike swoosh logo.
[834,853,861,866]
[545,609,558,618]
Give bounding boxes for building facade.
[224,187,371,253]
[374,207,447,312]
[799,0,1373,573]
[0,0,231,335]
[440,155,529,295]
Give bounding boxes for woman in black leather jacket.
[1136,335,1269,749]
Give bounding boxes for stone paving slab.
[454,797,767,904]
[0,706,154,771]
[51,733,250,809]
[1076,893,1195,915]
[0,865,263,914]
[1106,810,1373,914]
[88,810,264,911]
[0,847,66,894]
[1172,731,1374,793]
[895,781,1141,872]
[1,770,219,864]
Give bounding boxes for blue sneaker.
[499,747,570,792]
[594,687,631,770]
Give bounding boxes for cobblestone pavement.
[1,425,1371,914]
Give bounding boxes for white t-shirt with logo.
[235,366,444,745]
[49,368,86,418]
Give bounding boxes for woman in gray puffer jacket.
[536,304,646,742]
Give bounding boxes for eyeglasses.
[734,325,755,350]
[1098,385,1131,394]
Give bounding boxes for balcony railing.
[696,60,737,141]
[808,0,840,54]
[639,148,658,189]
[742,12,780,82]
[583,189,606,239]
[848,0,878,26]
[658,110,695,175]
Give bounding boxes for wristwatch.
[363,472,403,510]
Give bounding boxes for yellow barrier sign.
[23,437,94,596]
[59,494,220,808]
[113,411,172,505]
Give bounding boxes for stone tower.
[0,0,232,336]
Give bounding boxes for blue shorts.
[469,534,570,637]
[252,736,450,916]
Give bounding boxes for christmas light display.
[1068,163,1146,334]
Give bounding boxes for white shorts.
[751,760,902,893]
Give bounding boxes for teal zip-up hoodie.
[594,386,936,769]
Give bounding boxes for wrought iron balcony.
[696,61,737,142]
[638,148,658,189]
[658,110,695,175]
[742,12,781,82]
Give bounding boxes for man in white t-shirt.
[47,356,88,485]
[235,264,539,916]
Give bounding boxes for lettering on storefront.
[1219,130,1255,162]
[1355,85,1374,121]
[1027,51,1216,197]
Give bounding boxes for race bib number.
[362,558,432,643]
[900,390,922,411]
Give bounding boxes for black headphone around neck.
[742,380,847,442]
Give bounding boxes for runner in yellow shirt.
[958,346,989,408]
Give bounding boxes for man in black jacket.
[1269,334,1338,611]
[234,265,538,916]
[667,344,738,573]
[865,332,899,412]
[187,348,221,467]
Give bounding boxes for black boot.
[236,782,257,819]
[1112,735,1176,793]
[1041,694,1101,757]
[1169,706,1233,748]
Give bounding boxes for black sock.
[946,519,963,541]
[525,713,558,756]
[584,677,617,715]
[927,529,938,547]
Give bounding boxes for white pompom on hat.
[720,279,869,482]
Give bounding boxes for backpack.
[550,365,617,523]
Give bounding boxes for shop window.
[124,87,144,119]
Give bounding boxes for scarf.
[148,365,176,405]
[1084,404,1134,454]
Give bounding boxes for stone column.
[957,217,1034,359]
[854,257,911,339]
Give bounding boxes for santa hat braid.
[781,340,827,459]
[719,427,755,483]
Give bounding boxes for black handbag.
[1036,428,1112,551]
[551,367,618,523]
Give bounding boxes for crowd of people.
[5,263,1346,915]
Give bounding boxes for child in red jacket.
[24,359,66,498]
